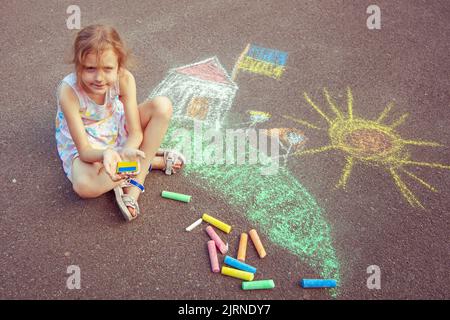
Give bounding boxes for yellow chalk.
[237,233,248,262]
[249,229,266,258]
[221,266,254,281]
[202,213,232,234]
[117,161,138,167]
[116,161,139,174]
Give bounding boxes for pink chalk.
[207,240,220,273]
[205,226,228,254]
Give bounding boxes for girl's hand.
[103,148,127,182]
[117,147,146,162]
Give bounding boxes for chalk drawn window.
[187,97,210,120]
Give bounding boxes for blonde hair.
[71,25,134,81]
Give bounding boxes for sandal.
[155,148,186,175]
[113,178,145,221]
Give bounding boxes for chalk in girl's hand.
[116,161,138,174]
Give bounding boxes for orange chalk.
[237,233,248,262]
[249,229,266,258]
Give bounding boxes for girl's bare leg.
[123,96,177,215]
[71,158,124,198]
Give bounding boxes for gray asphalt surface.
[1,0,449,300]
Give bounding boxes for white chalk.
[185,218,202,231]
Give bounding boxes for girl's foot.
[151,155,182,172]
[123,185,141,218]
[122,156,183,216]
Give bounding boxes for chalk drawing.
[186,97,209,120]
[262,128,307,166]
[149,57,238,128]
[228,110,307,166]
[247,110,272,126]
[224,110,272,128]
[148,58,341,294]
[286,87,450,208]
[232,44,288,81]
[163,119,340,293]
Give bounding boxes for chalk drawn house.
[148,57,238,127]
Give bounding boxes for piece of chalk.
[224,256,256,274]
[117,161,138,167]
[242,280,275,290]
[202,213,231,234]
[207,240,220,273]
[300,279,337,288]
[161,191,191,203]
[206,226,228,255]
[117,166,137,172]
[116,161,138,173]
[249,229,266,258]
[185,218,202,231]
[237,233,248,262]
[221,266,254,281]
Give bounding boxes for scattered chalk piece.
[249,229,266,258]
[161,190,191,203]
[202,213,232,233]
[224,255,256,274]
[242,279,275,290]
[237,233,248,262]
[185,218,202,232]
[300,279,337,288]
[206,226,228,255]
[221,266,254,281]
[207,240,220,273]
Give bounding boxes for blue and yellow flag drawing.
[232,44,288,80]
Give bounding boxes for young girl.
[55,24,185,221]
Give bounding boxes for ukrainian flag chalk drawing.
[232,44,288,81]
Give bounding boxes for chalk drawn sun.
[283,87,450,208]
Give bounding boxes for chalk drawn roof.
[173,56,237,87]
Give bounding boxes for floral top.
[55,73,128,182]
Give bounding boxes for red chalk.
[207,240,220,273]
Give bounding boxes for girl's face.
[80,49,119,97]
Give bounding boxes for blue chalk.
[300,279,337,288]
[224,256,257,274]
[117,166,137,172]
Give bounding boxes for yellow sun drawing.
[283,87,450,209]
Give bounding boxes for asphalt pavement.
[0,0,449,300]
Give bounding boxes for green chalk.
[242,279,275,290]
[161,191,191,203]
